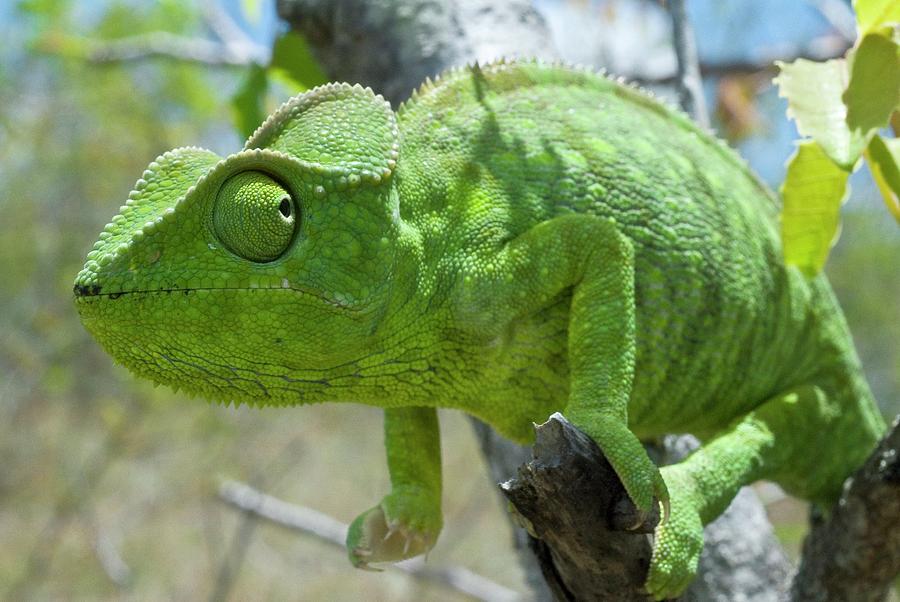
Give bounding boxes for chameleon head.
[74,83,405,406]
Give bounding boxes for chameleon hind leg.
[645,383,881,600]
[347,406,442,567]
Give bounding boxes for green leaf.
[231,64,268,139]
[780,141,851,276]
[774,58,863,170]
[866,135,900,223]
[844,32,900,136]
[853,0,900,34]
[269,32,327,93]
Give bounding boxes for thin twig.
[82,32,255,66]
[61,2,269,67]
[806,0,858,43]
[38,2,268,69]
[217,480,523,602]
[199,3,267,64]
[88,516,133,589]
[200,3,257,49]
[631,35,851,86]
[666,0,709,126]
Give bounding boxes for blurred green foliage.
[231,31,326,138]
[0,1,897,600]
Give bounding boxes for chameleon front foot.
[569,412,670,526]
[347,489,442,569]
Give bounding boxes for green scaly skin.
[74,60,885,599]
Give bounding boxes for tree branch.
[36,4,268,68]
[200,3,258,51]
[790,415,900,601]
[665,0,709,126]
[277,0,557,106]
[66,32,254,66]
[92,531,132,588]
[199,3,268,64]
[500,413,659,601]
[807,0,858,43]
[217,480,522,602]
[631,35,851,86]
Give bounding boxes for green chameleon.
[74,60,885,599]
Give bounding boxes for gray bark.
[665,0,709,128]
[276,1,793,599]
[790,415,900,601]
[278,0,555,107]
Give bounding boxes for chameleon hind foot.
[347,487,442,568]
[645,466,704,600]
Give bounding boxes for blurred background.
[1,0,897,600]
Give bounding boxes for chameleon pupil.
[279,197,291,218]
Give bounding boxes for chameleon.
[74,59,886,599]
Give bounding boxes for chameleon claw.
[661,495,671,524]
[349,547,384,572]
[355,561,383,573]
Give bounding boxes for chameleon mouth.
[73,283,104,298]
[73,284,211,299]
[73,284,203,300]
[72,283,364,312]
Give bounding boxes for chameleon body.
[74,60,885,599]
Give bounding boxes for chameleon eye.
[213,171,297,262]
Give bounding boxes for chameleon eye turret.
[213,170,296,262]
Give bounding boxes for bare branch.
[209,499,261,602]
[632,34,851,86]
[199,3,268,64]
[201,3,255,48]
[790,414,900,601]
[90,520,133,589]
[469,419,556,601]
[666,0,709,126]
[37,4,269,68]
[219,481,347,544]
[806,0,858,43]
[217,480,523,602]
[80,32,254,66]
[499,413,659,601]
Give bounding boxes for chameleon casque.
[74,60,886,599]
